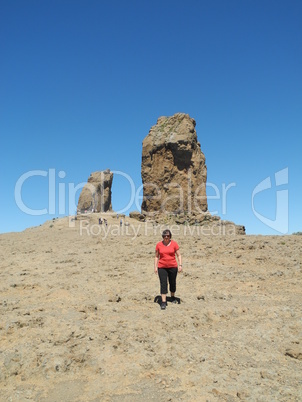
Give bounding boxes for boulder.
[77,170,113,213]
[129,211,146,221]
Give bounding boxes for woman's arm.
[176,249,182,272]
[154,250,159,274]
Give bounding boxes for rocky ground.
[0,213,301,401]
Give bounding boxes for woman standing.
[154,229,182,310]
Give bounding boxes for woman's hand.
[176,250,182,272]
[154,251,159,275]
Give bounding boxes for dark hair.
[162,229,172,238]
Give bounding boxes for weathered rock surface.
[77,170,113,213]
[140,113,245,234]
[141,113,208,215]
[129,211,146,221]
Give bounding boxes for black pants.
[158,267,178,294]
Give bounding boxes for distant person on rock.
[154,229,182,310]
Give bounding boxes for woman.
[154,229,182,310]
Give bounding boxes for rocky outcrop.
[141,113,207,215]
[140,113,245,234]
[77,170,113,213]
[129,211,146,221]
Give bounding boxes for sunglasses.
[163,235,171,238]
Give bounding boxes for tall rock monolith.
[140,113,245,234]
[141,113,207,216]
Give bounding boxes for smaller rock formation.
[77,170,113,213]
[129,211,146,221]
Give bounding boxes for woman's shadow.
[154,295,181,305]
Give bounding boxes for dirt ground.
[0,213,301,401]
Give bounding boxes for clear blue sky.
[1,0,301,235]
